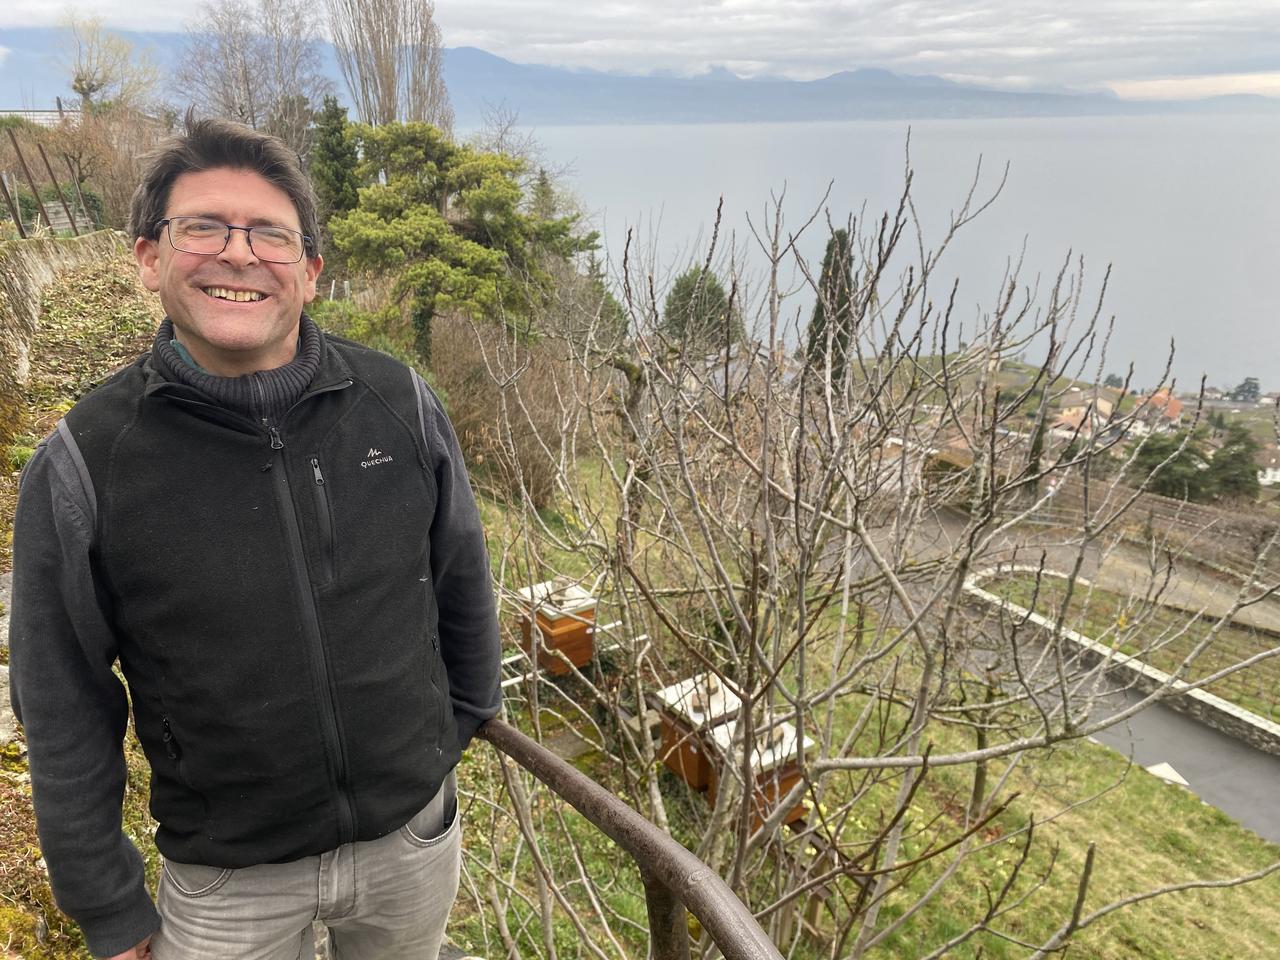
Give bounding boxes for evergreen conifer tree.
[1207,422,1261,501]
[806,229,855,387]
[661,267,743,352]
[310,96,360,225]
[530,168,557,221]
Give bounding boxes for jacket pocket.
[309,456,336,583]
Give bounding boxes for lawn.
[987,572,1280,722]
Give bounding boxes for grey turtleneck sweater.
[150,315,322,422]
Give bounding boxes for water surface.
[537,114,1280,392]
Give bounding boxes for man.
[8,117,502,959]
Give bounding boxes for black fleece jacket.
[7,321,502,957]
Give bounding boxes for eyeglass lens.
[168,217,305,263]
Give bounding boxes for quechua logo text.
[362,447,395,469]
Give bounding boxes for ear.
[302,254,324,303]
[135,235,162,293]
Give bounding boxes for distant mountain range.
[2,27,1277,127]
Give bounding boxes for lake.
[535,114,1280,393]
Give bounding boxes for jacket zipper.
[161,716,192,788]
[252,374,267,425]
[162,717,179,760]
[429,630,447,751]
[309,457,335,582]
[264,409,358,845]
[163,379,360,841]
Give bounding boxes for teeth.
[203,287,266,302]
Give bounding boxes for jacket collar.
[143,317,356,404]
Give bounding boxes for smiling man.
[136,165,324,375]
[7,118,502,959]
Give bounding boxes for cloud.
[436,0,1280,94]
[1111,71,1280,100]
[4,0,1280,96]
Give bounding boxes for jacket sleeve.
[7,430,160,958]
[414,374,503,751]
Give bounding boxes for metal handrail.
[478,719,783,960]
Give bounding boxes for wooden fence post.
[0,173,27,239]
[37,143,79,235]
[6,128,52,230]
[63,155,93,229]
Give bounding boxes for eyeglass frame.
[155,216,315,264]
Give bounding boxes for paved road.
[897,508,1280,843]
[1090,687,1280,843]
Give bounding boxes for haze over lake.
[534,113,1279,393]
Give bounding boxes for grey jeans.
[151,773,460,960]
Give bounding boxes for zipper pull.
[162,718,180,761]
[268,426,284,450]
[310,458,325,485]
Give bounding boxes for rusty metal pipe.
[478,718,782,960]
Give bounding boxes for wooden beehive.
[515,578,598,676]
[653,672,741,790]
[706,720,813,830]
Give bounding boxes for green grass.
[989,574,1280,721]
[795,681,1280,959]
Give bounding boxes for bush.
[12,183,105,231]
[430,314,579,509]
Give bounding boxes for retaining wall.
[0,231,127,444]
[965,565,1280,757]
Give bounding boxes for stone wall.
[965,567,1280,757]
[0,231,128,445]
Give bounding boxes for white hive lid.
[654,671,741,727]
[514,577,597,618]
[706,719,813,775]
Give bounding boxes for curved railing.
[478,719,783,960]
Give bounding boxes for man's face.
[135,167,323,376]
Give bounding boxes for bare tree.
[174,0,332,160]
[433,154,1280,957]
[465,101,582,207]
[175,1,260,127]
[43,13,172,229]
[57,12,160,111]
[325,0,453,133]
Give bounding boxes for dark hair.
[128,113,322,257]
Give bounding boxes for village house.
[1049,385,1120,440]
[1127,388,1184,437]
[1058,386,1116,421]
[1256,445,1280,486]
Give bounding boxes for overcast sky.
[3,0,1280,98]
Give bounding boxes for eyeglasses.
[157,216,312,264]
